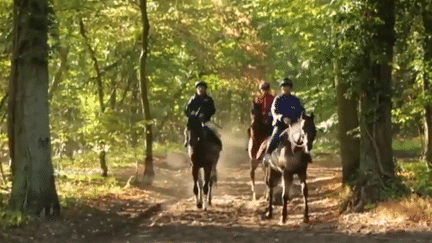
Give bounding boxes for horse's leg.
[208,179,213,207]
[266,182,274,219]
[192,166,202,209]
[281,173,293,224]
[250,158,260,200]
[208,165,215,207]
[202,165,212,211]
[299,171,309,223]
[264,168,278,219]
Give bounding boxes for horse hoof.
[303,217,309,223]
[197,203,202,209]
[279,219,287,225]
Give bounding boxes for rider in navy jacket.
[184,81,216,147]
[264,78,305,162]
[184,81,216,123]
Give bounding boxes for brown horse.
[186,110,222,210]
[247,103,272,200]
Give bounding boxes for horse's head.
[187,110,205,146]
[281,113,316,153]
[250,103,262,123]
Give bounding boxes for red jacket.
[253,93,275,123]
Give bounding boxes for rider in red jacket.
[253,81,275,136]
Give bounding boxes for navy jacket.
[184,94,216,123]
[271,94,305,126]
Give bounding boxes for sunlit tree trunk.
[8,0,60,217]
[79,18,105,113]
[334,60,360,185]
[79,18,108,176]
[139,0,154,185]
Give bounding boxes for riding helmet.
[279,78,293,87]
[259,81,270,90]
[195,80,207,89]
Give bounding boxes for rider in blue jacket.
[263,78,305,163]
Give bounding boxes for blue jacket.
[184,94,216,123]
[271,94,305,126]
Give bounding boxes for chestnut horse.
[247,103,272,200]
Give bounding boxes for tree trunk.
[79,18,109,175]
[139,0,154,185]
[422,10,432,167]
[352,0,396,212]
[334,60,360,185]
[79,18,105,113]
[8,0,60,217]
[423,79,432,166]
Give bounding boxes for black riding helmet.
[195,80,207,89]
[279,78,293,87]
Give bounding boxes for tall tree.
[352,0,396,211]
[139,0,154,185]
[421,2,432,167]
[8,0,60,216]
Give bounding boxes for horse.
[186,110,222,210]
[263,113,316,223]
[247,103,272,200]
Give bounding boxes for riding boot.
[263,126,282,166]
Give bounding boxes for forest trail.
[2,135,432,243]
[110,135,432,243]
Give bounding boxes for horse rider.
[253,81,275,136]
[184,80,221,148]
[263,78,306,164]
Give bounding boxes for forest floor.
[1,137,432,243]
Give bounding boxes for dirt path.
[110,141,432,243]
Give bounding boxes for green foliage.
[0,208,32,229]
[379,176,409,200]
[392,137,422,152]
[398,161,432,196]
